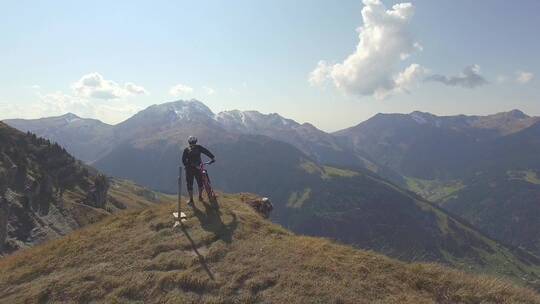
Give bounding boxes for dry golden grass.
[1,193,539,304]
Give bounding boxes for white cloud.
[39,91,89,113]
[125,82,148,95]
[0,103,29,120]
[1,73,147,123]
[425,64,488,88]
[309,61,332,87]
[309,0,424,99]
[392,64,428,96]
[72,72,148,100]
[90,103,142,124]
[169,84,194,96]
[516,71,534,84]
[202,86,215,95]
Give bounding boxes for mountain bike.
[199,160,216,202]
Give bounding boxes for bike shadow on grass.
[190,197,238,244]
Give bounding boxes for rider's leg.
[198,188,204,201]
[186,167,195,205]
[194,170,204,201]
[188,191,194,205]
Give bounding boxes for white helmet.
[188,136,198,145]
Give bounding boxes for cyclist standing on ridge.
[182,136,215,206]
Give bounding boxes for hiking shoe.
[187,200,194,208]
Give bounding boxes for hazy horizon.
[2,98,536,132]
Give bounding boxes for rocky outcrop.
[86,174,110,208]
[0,196,7,252]
[1,166,11,252]
[36,174,54,215]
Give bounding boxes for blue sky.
[0,0,538,131]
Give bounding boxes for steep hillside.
[1,194,539,304]
[0,122,170,254]
[441,170,540,256]
[436,167,540,256]
[407,121,540,255]
[336,111,540,256]
[441,122,540,255]
[433,122,540,256]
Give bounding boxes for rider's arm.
[181,148,189,166]
[200,146,215,161]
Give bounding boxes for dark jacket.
[182,145,215,168]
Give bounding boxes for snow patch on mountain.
[216,110,301,131]
[409,111,445,127]
[60,113,82,124]
[410,112,429,125]
[65,117,81,124]
[160,100,215,122]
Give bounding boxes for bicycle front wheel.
[202,173,216,201]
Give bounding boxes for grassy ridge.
[1,193,539,303]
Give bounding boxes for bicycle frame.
[199,161,216,201]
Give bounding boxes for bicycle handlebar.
[183,160,215,168]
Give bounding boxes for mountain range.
[6,100,397,180]
[5,100,540,283]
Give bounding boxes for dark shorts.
[185,166,203,191]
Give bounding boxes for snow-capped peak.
[61,113,82,124]
[159,99,215,122]
[216,110,301,131]
[409,111,440,126]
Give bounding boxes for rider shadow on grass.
[191,197,238,244]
